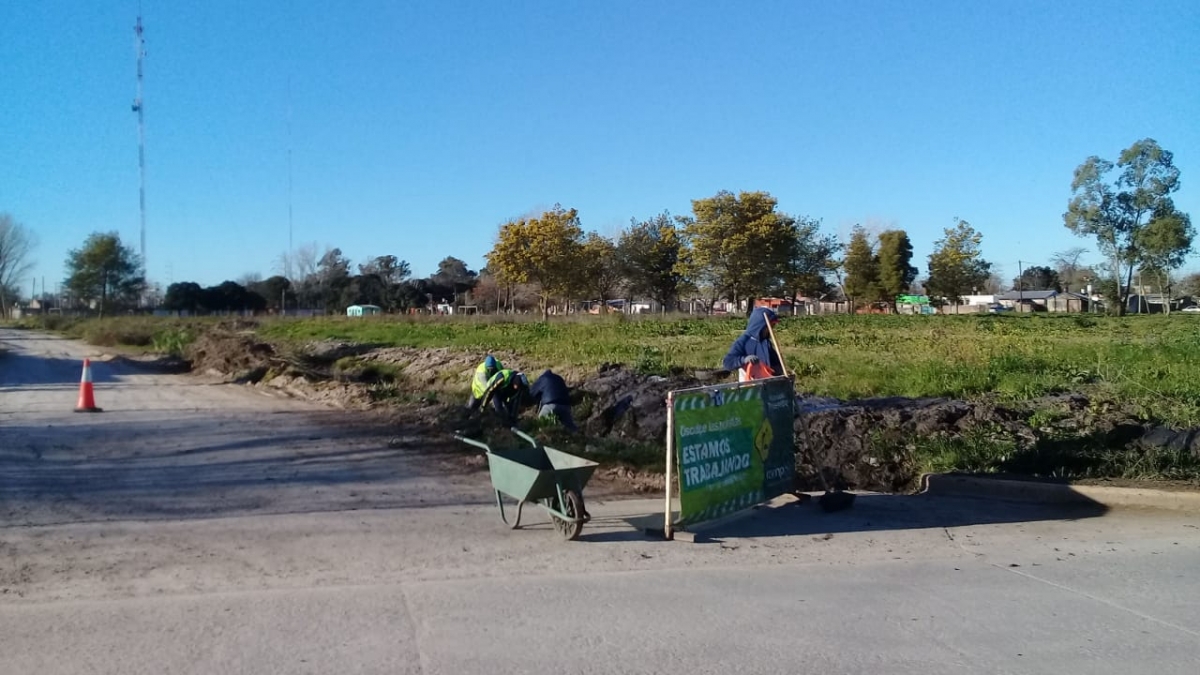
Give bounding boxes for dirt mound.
[368,347,526,387]
[575,364,700,442]
[185,327,276,382]
[792,396,1039,492]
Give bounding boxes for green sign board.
[671,377,796,527]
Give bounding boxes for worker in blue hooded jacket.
[722,306,784,381]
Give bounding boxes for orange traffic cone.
[74,358,103,413]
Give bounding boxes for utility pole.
[1017,260,1024,311]
[133,9,148,294]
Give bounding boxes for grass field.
[12,312,1200,426]
[258,313,1200,426]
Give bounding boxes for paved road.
[3,328,1199,674]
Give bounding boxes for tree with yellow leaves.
[678,190,795,313]
[577,232,624,308]
[486,205,585,320]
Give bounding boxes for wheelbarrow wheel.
[553,489,584,541]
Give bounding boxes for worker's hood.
[742,307,779,337]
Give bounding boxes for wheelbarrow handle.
[454,435,492,453]
[510,427,540,448]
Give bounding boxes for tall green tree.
[163,282,205,313]
[876,229,918,308]
[1012,265,1062,292]
[925,220,992,305]
[841,226,880,309]
[250,275,294,312]
[486,204,585,319]
[63,232,146,317]
[1064,138,1189,315]
[678,190,795,314]
[316,247,351,311]
[617,212,685,309]
[778,216,839,310]
[432,256,478,305]
[577,232,624,307]
[1135,206,1194,313]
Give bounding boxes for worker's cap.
[484,355,497,368]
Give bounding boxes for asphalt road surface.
[3,327,1199,674]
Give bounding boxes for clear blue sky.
[2,0,1198,293]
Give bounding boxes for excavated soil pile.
[574,364,701,442]
[792,396,1037,492]
[185,325,276,382]
[368,347,526,387]
[792,393,1200,492]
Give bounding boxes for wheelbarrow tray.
[487,444,598,503]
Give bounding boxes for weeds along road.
[3,327,1200,675]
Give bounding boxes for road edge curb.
[919,473,1200,513]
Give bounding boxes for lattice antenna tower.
[132,11,147,272]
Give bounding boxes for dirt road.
[3,328,1200,674]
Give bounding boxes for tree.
[1177,271,1200,299]
[163,282,205,313]
[925,220,992,305]
[778,216,840,312]
[1050,247,1090,292]
[358,255,411,286]
[1064,138,1189,316]
[982,273,1005,295]
[63,232,146,317]
[876,229,918,309]
[486,204,585,319]
[249,275,294,312]
[841,226,880,308]
[316,247,351,311]
[432,256,478,305]
[356,255,411,311]
[1136,206,1194,313]
[202,281,265,313]
[1013,265,1061,292]
[577,232,623,307]
[617,212,685,309]
[678,190,796,314]
[0,213,37,316]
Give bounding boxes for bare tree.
[1050,246,1090,292]
[236,271,263,287]
[0,213,37,316]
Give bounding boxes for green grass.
[910,431,1200,484]
[14,314,206,355]
[256,313,1200,425]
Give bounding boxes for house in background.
[995,290,1092,313]
[346,304,381,317]
[1125,294,1170,314]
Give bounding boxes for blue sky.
[2,0,1198,293]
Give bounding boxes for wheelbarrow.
[456,428,598,541]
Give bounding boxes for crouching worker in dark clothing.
[478,368,529,427]
[528,369,578,432]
